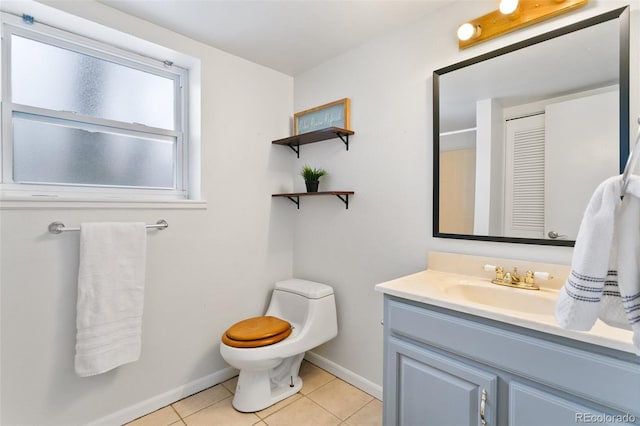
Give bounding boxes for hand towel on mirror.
[555,175,640,354]
[75,222,147,377]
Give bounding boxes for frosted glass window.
[2,14,189,197]
[13,113,175,189]
[11,35,176,130]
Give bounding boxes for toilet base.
[232,375,302,413]
[231,354,304,412]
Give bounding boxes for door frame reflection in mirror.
[433,6,630,247]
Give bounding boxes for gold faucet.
[511,267,521,284]
[485,265,540,290]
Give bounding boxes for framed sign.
[294,98,350,135]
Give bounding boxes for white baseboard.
[90,355,381,425]
[304,351,383,401]
[89,366,238,426]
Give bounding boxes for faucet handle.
[484,264,505,281]
[524,270,553,285]
[484,264,504,275]
[483,264,498,272]
[533,271,552,281]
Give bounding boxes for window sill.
[0,196,207,210]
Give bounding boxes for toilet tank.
[274,279,334,299]
[266,279,336,334]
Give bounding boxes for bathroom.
[0,0,638,425]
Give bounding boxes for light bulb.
[457,23,481,41]
[499,0,519,15]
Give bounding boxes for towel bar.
[48,220,168,234]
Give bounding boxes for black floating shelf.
[272,191,354,209]
[272,127,354,158]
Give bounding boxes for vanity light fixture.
[457,0,588,49]
[499,0,520,16]
[456,23,482,41]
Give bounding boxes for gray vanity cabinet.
[387,338,497,425]
[382,296,640,426]
[507,381,616,426]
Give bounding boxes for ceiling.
[98,0,454,76]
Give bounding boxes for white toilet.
[219,279,338,412]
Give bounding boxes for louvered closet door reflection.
[504,114,546,239]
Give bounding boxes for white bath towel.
[556,175,640,354]
[75,222,147,377]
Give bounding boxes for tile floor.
[125,361,382,426]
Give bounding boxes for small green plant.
[300,165,327,182]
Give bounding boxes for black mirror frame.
[433,6,630,247]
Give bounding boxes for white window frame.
[0,12,191,201]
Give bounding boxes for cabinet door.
[385,338,497,426]
[509,381,627,426]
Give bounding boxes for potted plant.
[301,165,327,192]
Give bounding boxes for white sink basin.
[444,283,557,316]
[376,268,637,354]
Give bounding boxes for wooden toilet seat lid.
[222,316,292,348]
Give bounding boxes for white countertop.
[375,269,636,355]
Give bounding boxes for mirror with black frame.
[433,6,630,247]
